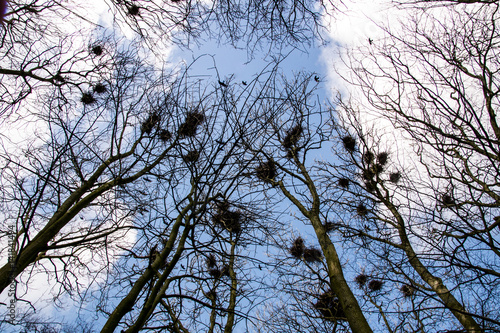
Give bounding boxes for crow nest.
[338,178,349,189]
[389,171,401,184]
[206,254,217,269]
[368,279,383,292]
[290,237,305,259]
[303,247,322,263]
[282,124,303,150]
[178,111,205,137]
[355,273,368,288]
[363,151,374,165]
[212,202,242,234]
[442,194,455,207]
[342,135,356,152]
[91,45,103,56]
[323,222,336,233]
[377,152,389,166]
[141,113,161,134]
[81,92,96,105]
[313,290,347,322]
[93,83,107,94]
[183,150,199,163]
[255,160,277,184]
[128,5,140,15]
[400,284,414,297]
[158,129,172,142]
[356,203,368,217]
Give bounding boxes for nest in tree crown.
[377,152,389,166]
[342,136,356,152]
[141,113,161,134]
[357,203,368,217]
[442,194,455,207]
[355,274,368,288]
[290,237,305,259]
[158,129,172,142]
[314,290,347,322]
[93,83,107,94]
[365,180,377,193]
[323,222,336,233]
[255,160,277,183]
[368,279,383,292]
[206,254,216,268]
[92,45,103,56]
[178,111,205,137]
[128,5,140,15]
[221,265,230,277]
[81,92,96,105]
[338,178,349,189]
[183,150,199,163]
[303,247,322,263]
[213,204,242,234]
[400,284,414,297]
[389,171,401,184]
[209,268,222,279]
[282,124,303,150]
[363,151,374,164]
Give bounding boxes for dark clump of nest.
[355,274,368,288]
[363,151,374,164]
[314,290,347,322]
[209,268,222,279]
[178,111,205,137]
[206,254,216,269]
[377,152,389,166]
[323,222,336,233]
[357,203,368,217]
[303,247,322,263]
[158,129,172,142]
[255,160,277,183]
[389,171,401,184]
[282,124,303,150]
[81,92,96,105]
[368,279,383,292]
[92,45,103,56]
[141,113,161,134]
[128,5,140,15]
[442,194,455,207]
[93,83,107,94]
[338,178,349,189]
[342,135,356,152]
[213,203,242,234]
[221,265,230,277]
[400,284,414,297]
[365,180,377,193]
[290,237,305,259]
[183,150,199,163]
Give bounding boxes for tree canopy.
[0,0,499,332]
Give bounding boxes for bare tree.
[326,2,500,331]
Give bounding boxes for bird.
[218,80,228,87]
[368,38,373,45]
[314,76,320,82]
[242,81,247,85]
